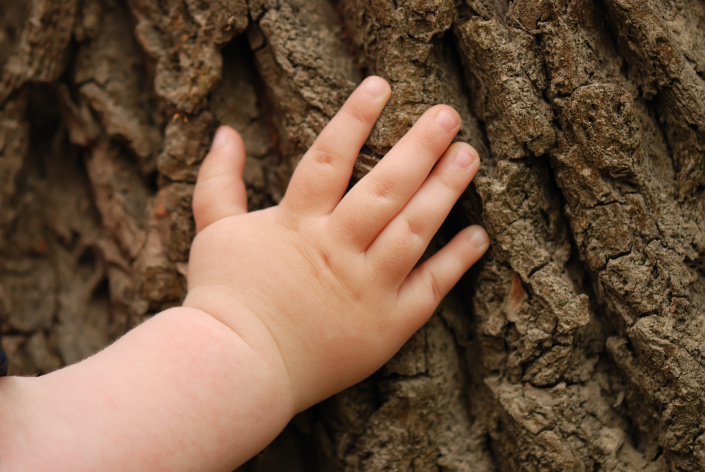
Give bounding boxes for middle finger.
[330,105,461,251]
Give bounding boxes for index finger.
[330,105,461,251]
[280,76,391,216]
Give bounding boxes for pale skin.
[0,77,489,471]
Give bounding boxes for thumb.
[192,126,249,233]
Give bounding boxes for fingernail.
[363,76,387,98]
[436,109,459,131]
[212,126,229,149]
[453,147,478,169]
[469,227,490,253]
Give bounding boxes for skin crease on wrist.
[0,76,489,472]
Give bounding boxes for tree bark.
[1,0,704,470]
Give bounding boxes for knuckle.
[413,132,440,157]
[344,98,374,125]
[381,217,427,270]
[423,270,444,305]
[367,174,397,202]
[403,213,426,242]
[308,147,338,167]
[436,168,464,193]
[195,163,226,189]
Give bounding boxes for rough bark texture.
[1,0,705,470]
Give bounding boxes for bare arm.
[0,77,488,471]
[1,308,293,471]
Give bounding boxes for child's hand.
[0,77,489,472]
[184,76,489,412]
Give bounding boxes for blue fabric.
[0,348,7,377]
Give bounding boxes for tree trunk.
[2,0,705,470]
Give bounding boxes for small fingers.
[192,126,248,233]
[397,225,489,330]
[281,76,391,216]
[367,143,480,282]
[332,105,461,250]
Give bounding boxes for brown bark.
[1,0,704,470]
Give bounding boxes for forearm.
[0,307,295,472]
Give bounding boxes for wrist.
[182,289,299,410]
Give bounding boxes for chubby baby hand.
[183,77,489,412]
